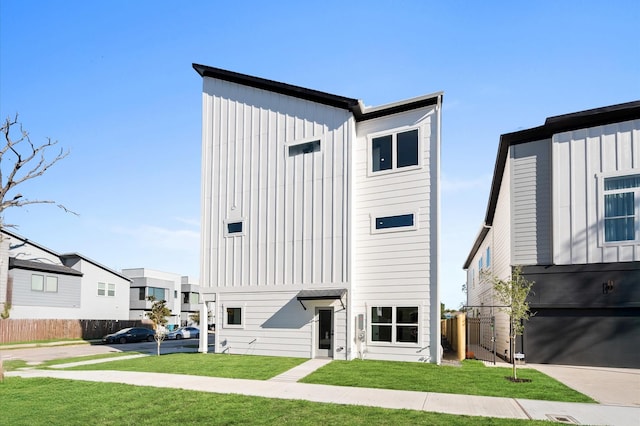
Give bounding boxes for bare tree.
[0,115,72,381]
[483,266,535,381]
[146,296,171,356]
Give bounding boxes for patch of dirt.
[505,376,532,383]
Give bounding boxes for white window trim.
[31,274,44,292]
[370,209,419,234]
[597,171,640,246]
[224,218,246,237]
[223,305,245,329]
[365,302,421,348]
[367,125,422,177]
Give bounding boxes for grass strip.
[300,359,594,403]
[0,377,557,425]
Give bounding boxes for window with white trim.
[98,282,116,297]
[224,307,243,328]
[370,128,419,174]
[371,212,418,234]
[288,139,320,156]
[225,220,244,237]
[31,274,58,292]
[603,174,640,242]
[486,247,491,268]
[370,305,418,344]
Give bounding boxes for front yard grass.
[0,377,557,425]
[65,352,308,380]
[300,359,594,403]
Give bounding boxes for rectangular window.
[226,307,242,327]
[45,276,58,293]
[148,287,166,301]
[98,282,106,296]
[139,287,146,300]
[486,247,491,268]
[478,257,483,271]
[370,306,418,344]
[371,212,418,234]
[289,140,320,156]
[108,283,115,297]
[225,220,244,236]
[375,214,414,230]
[370,128,419,174]
[603,174,640,242]
[31,274,44,292]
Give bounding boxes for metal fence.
[466,315,497,364]
[0,319,150,344]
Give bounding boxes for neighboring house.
[464,101,640,368]
[194,64,442,363]
[180,275,202,326]
[122,268,182,328]
[0,229,131,320]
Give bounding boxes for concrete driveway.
[528,363,640,407]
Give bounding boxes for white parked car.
[166,326,200,340]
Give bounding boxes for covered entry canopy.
[296,288,346,310]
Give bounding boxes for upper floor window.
[225,220,244,237]
[148,287,166,301]
[603,174,640,242]
[288,140,320,156]
[370,128,419,174]
[98,282,115,297]
[485,247,491,268]
[371,211,418,234]
[478,257,483,271]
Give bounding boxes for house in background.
[194,64,442,363]
[464,101,640,368]
[180,275,203,326]
[1,229,131,320]
[122,268,182,328]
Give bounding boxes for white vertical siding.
[200,78,352,290]
[553,119,640,265]
[511,140,552,265]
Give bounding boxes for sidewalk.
[7,358,640,426]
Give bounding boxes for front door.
[316,308,333,358]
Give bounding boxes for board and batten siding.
[553,119,640,265]
[510,140,552,265]
[200,78,352,290]
[352,105,439,362]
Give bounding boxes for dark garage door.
[522,308,640,368]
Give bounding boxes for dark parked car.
[102,327,155,344]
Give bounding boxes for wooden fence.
[0,319,152,344]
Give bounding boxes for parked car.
[166,326,200,340]
[102,327,155,344]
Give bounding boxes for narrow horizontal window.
[289,140,320,156]
[375,214,414,230]
[227,221,243,234]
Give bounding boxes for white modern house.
[1,229,131,320]
[122,268,182,328]
[464,101,640,368]
[194,64,442,363]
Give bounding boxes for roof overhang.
[9,257,83,277]
[296,288,347,310]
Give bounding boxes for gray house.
[464,101,640,368]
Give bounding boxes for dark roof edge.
[60,253,132,282]
[193,63,359,111]
[465,100,640,266]
[193,63,443,122]
[463,225,490,269]
[9,257,83,276]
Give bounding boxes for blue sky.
[1,1,638,309]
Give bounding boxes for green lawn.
[59,353,593,403]
[0,377,556,426]
[300,359,595,403]
[65,352,308,380]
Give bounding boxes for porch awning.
[296,288,346,310]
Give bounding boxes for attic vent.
[289,140,320,156]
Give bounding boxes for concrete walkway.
[7,358,640,426]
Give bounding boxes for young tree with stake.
[146,296,171,356]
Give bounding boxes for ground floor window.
[225,307,243,328]
[370,305,418,344]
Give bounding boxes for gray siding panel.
[511,140,552,265]
[11,270,81,308]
